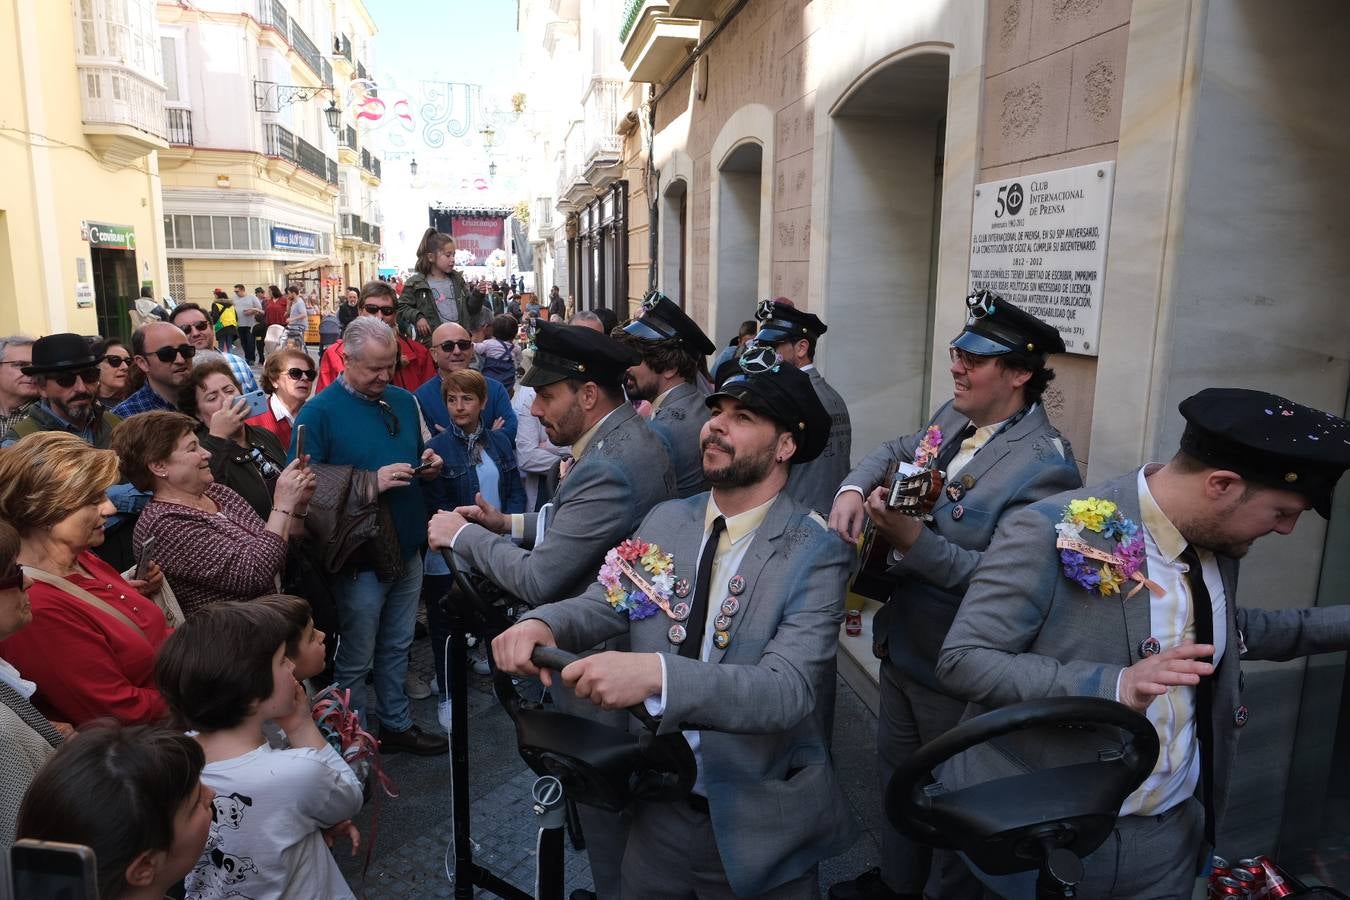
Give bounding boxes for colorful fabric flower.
[1097,565,1124,596]
[913,425,944,468]
[1056,498,1144,600]
[596,539,678,620]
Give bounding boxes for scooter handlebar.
[528,645,661,733]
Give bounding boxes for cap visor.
[622,319,669,342]
[520,365,567,388]
[951,331,1011,356]
[753,326,793,344]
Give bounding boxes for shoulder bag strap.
[21,566,148,640]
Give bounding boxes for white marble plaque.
[968,162,1115,356]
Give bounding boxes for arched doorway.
[825,50,950,455]
[715,141,764,343]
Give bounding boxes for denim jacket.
[423,425,527,515]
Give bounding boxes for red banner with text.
[451,215,506,266]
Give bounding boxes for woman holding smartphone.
[177,360,287,520]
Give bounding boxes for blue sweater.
[423,427,527,516]
[414,374,517,444]
[291,378,427,554]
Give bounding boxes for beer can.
[1235,859,1266,887]
[1208,875,1249,898]
[1210,855,1232,880]
[1230,868,1258,893]
[845,609,862,636]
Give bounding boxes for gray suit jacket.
[524,491,858,895]
[937,469,1350,849]
[843,401,1081,689]
[454,404,676,605]
[784,367,852,514]
[650,381,710,499]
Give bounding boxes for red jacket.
[316,335,435,394]
[0,551,170,726]
[265,298,289,327]
[246,404,294,453]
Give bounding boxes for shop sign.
[75,283,95,308]
[968,162,1115,356]
[86,221,136,250]
[271,226,319,253]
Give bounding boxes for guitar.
[849,464,946,603]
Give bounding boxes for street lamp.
[480,125,496,148]
[323,100,341,134]
[489,160,497,178]
[410,156,419,176]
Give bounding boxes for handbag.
[22,566,148,639]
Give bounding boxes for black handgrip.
[529,646,662,733]
[531,647,581,671]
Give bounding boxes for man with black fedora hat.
[614,290,717,498]
[828,289,1081,900]
[493,353,857,898]
[937,388,1350,899]
[4,333,151,572]
[428,320,676,898]
[753,298,852,515]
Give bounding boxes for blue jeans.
[333,552,423,732]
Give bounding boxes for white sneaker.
[404,672,432,700]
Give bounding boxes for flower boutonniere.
[913,425,944,469]
[597,538,676,620]
[1055,498,1159,599]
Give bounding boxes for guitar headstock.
[885,468,946,516]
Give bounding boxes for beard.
[542,399,587,446]
[625,372,658,402]
[53,393,95,425]
[1182,519,1256,559]
[702,435,777,488]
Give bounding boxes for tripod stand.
[437,548,544,900]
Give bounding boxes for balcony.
[668,0,737,18]
[340,213,362,237]
[264,123,337,184]
[78,63,169,165]
[582,78,624,185]
[357,61,368,82]
[360,148,381,182]
[371,225,381,246]
[620,1,700,84]
[258,0,288,37]
[339,125,357,150]
[556,121,590,210]
[289,17,323,79]
[166,108,193,145]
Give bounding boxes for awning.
[283,255,342,274]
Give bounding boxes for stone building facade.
[602,0,1350,877]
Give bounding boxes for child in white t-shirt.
[156,600,363,900]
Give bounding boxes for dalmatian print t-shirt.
[185,742,362,899]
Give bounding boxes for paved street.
[336,635,885,898]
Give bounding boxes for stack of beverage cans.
[1208,856,1295,898]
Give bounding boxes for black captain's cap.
[952,289,1065,357]
[623,291,716,357]
[753,298,827,345]
[521,321,640,389]
[1179,387,1350,518]
[708,350,831,463]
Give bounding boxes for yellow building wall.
[0,0,168,338]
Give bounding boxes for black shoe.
[569,891,596,900]
[828,868,915,900]
[379,723,448,756]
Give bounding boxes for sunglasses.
[103,354,130,367]
[364,304,397,316]
[948,347,995,370]
[51,368,102,389]
[183,320,213,333]
[437,340,474,353]
[145,344,197,364]
[285,368,317,381]
[376,399,400,437]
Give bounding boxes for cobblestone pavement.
[334,634,886,899]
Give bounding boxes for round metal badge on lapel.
[951,504,965,521]
[1139,637,1161,658]
[728,574,746,596]
[674,578,691,599]
[946,483,965,503]
[714,614,732,632]
[668,624,688,645]
[961,473,977,490]
[671,602,690,622]
[720,596,740,617]
[713,630,730,650]
[1233,705,1249,728]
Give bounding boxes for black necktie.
[933,424,977,473]
[1179,544,1216,846]
[681,516,726,660]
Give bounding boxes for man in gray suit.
[937,388,1350,899]
[754,299,851,514]
[493,358,857,898]
[829,290,1081,900]
[613,291,716,498]
[428,321,675,898]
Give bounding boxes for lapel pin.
[720,596,740,617]
[961,473,977,490]
[951,504,965,521]
[713,630,730,650]
[714,614,731,631]
[670,602,690,622]
[728,574,746,595]
[668,624,687,645]
[946,483,965,502]
[674,578,691,598]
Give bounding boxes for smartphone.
[10,839,99,900]
[294,423,307,465]
[411,460,434,475]
[133,535,157,582]
[234,389,269,419]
